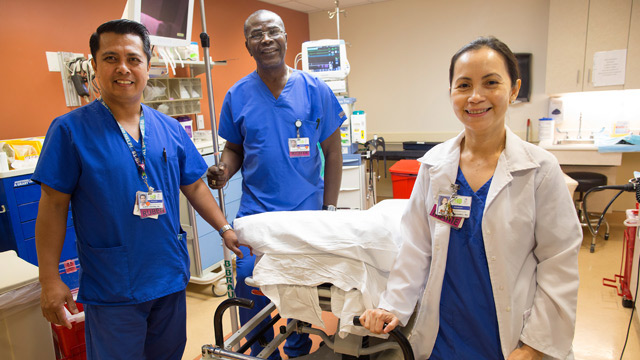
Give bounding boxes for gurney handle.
[214,298,255,347]
[353,316,415,360]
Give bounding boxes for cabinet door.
[583,0,633,91]
[626,0,640,89]
[545,0,589,95]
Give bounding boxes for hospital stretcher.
[200,280,414,360]
[201,201,413,359]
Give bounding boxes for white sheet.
[233,199,408,338]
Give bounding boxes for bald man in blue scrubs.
[206,9,345,359]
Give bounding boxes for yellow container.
[3,139,43,160]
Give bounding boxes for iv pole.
[328,0,346,39]
[197,0,239,335]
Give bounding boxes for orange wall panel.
[0,0,309,139]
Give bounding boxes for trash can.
[0,250,56,359]
[389,159,421,199]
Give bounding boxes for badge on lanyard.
[100,98,165,220]
[289,119,310,158]
[136,190,167,219]
[429,184,470,229]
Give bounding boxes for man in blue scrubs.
[206,10,345,359]
[33,20,240,360]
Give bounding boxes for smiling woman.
[359,37,583,360]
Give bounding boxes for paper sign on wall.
[592,49,627,87]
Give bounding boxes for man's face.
[91,32,150,106]
[244,13,287,70]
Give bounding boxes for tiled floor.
[183,213,640,360]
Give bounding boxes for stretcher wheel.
[604,233,610,240]
[590,244,595,253]
[212,280,227,297]
[622,298,634,309]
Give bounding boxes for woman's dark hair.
[449,36,520,89]
[90,19,152,63]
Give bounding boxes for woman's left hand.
[507,344,543,360]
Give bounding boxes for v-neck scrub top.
[218,70,346,217]
[32,100,207,305]
[431,168,502,359]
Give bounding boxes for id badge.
[288,137,310,158]
[429,204,464,229]
[136,190,166,219]
[449,195,472,218]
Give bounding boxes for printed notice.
[592,49,627,87]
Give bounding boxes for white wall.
[309,0,551,142]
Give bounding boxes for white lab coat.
[378,128,582,360]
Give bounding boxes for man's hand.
[221,229,251,259]
[507,344,543,360]
[359,308,400,334]
[40,277,78,329]
[206,162,229,189]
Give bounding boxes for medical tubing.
[214,298,254,347]
[582,182,637,236]
[353,316,415,360]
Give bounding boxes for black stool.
[567,172,610,253]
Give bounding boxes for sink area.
[555,139,595,145]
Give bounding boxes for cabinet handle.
[0,205,5,213]
[577,70,580,85]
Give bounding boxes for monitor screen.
[123,0,194,48]
[302,39,349,80]
[515,53,532,102]
[307,45,342,72]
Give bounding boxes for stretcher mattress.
[233,199,408,338]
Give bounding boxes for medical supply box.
[389,159,421,199]
[0,250,56,359]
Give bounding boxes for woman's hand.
[507,344,543,360]
[359,308,400,334]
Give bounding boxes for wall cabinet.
[546,0,637,94]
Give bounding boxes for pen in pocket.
[163,148,167,163]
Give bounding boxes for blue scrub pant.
[237,247,312,359]
[84,290,187,360]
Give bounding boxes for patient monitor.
[302,39,350,93]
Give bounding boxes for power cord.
[620,242,639,360]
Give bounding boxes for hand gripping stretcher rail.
[200,283,414,360]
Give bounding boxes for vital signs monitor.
[302,39,350,81]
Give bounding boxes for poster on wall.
[592,49,627,87]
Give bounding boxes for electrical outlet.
[197,114,205,129]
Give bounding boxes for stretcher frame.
[200,284,414,360]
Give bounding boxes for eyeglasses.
[248,28,285,41]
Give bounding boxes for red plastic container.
[389,159,421,199]
[52,317,86,360]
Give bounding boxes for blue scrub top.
[32,100,207,305]
[219,70,346,217]
[431,167,503,359]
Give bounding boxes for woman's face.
[450,47,520,134]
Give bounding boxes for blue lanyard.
[99,98,153,193]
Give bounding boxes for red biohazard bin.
[389,159,421,199]
[51,258,86,360]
